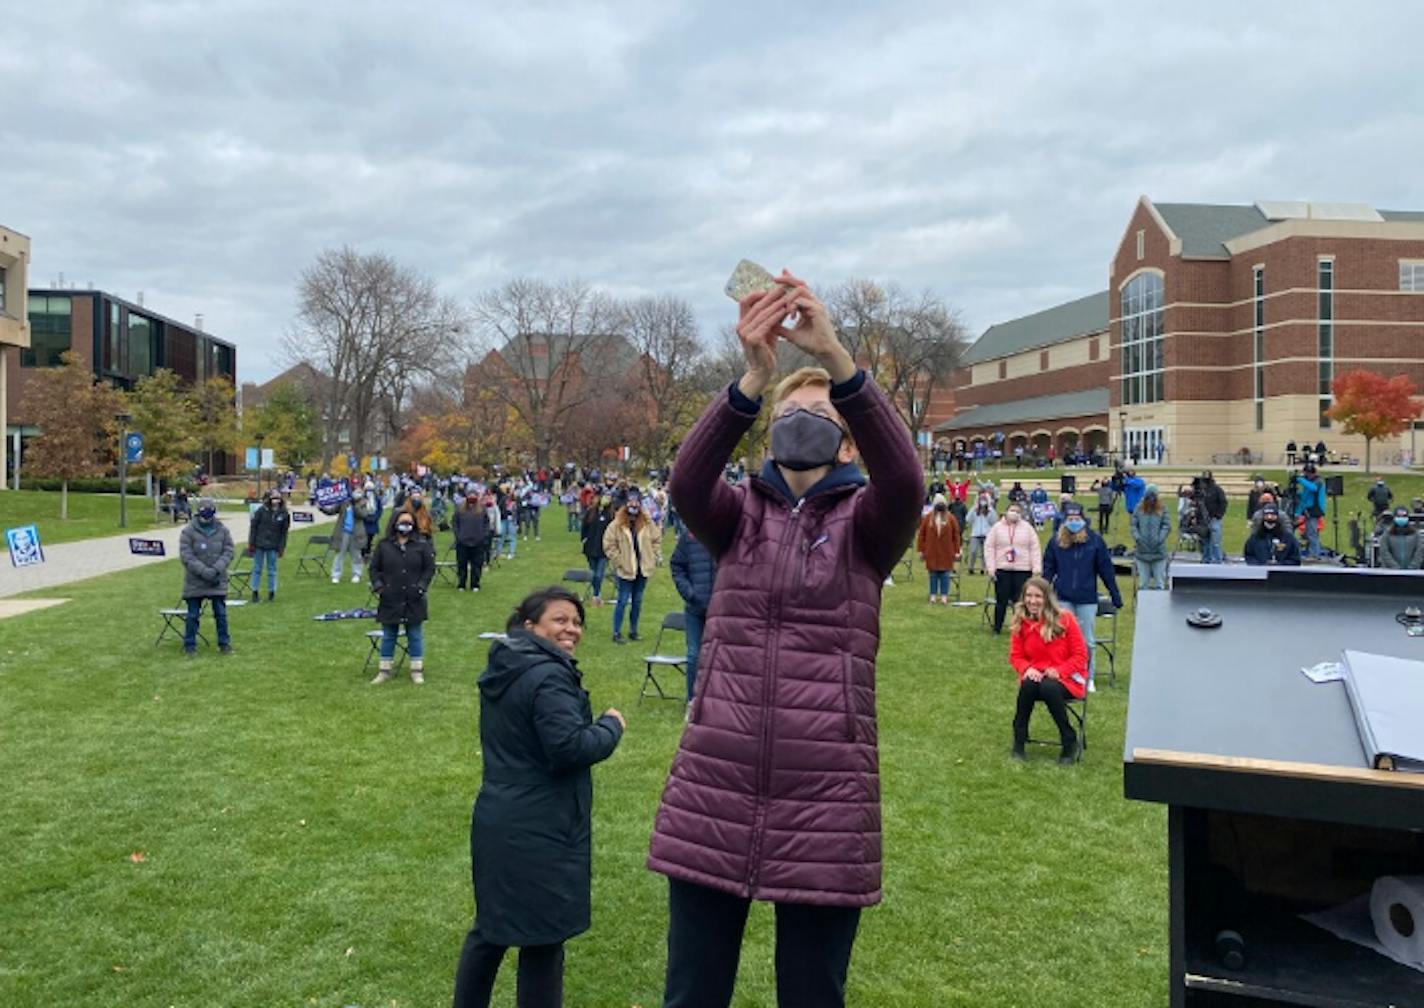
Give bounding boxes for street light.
[255,432,265,497]
[1118,410,1127,465]
[116,410,132,528]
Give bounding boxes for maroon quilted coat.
[648,372,921,907]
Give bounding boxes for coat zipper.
[747,496,803,892]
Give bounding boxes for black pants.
[456,542,484,589]
[1013,677,1077,748]
[452,927,563,1008]
[1098,505,1112,534]
[662,878,861,1008]
[993,569,1031,633]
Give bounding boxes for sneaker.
[471,586,480,592]
[219,644,234,655]
[1087,681,1097,694]
[370,670,393,685]
[629,632,641,642]
[351,574,361,583]
[456,586,465,592]
[331,576,340,584]
[183,648,197,659]
[612,633,626,644]
[410,670,425,685]
[884,576,895,586]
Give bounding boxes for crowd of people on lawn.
[167,267,1424,1008]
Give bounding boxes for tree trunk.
[1365,437,1373,474]
[60,480,69,520]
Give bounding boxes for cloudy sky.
[5,1,1423,382]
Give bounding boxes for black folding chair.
[1028,689,1088,755]
[562,568,593,601]
[641,612,687,702]
[1094,596,1118,688]
[297,535,334,576]
[364,627,408,674]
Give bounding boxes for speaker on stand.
[1326,475,1345,556]
[1060,474,1077,496]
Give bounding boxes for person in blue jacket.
[1121,467,1147,516]
[670,529,718,702]
[1295,464,1327,558]
[1243,504,1301,566]
[1042,501,1122,692]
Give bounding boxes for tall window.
[1120,272,1164,405]
[128,313,155,377]
[1318,258,1334,429]
[1402,261,1424,292]
[1253,267,1265,431]
[21,295,72,367]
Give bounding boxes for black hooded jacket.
[468,631,623,945]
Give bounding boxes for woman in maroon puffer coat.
[650,271,921,1008]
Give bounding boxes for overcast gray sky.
[5,1,1422,382]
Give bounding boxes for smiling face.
[526,599,584,655]
[1022,582,1045,618]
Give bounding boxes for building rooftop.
[1153,200,1424,258]
[934,387,1109,433]
[960,290,1108,366]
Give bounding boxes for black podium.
[1124,564,1424,1007]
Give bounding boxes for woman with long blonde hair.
[602,491,661,643]
[1008,576,1088,764]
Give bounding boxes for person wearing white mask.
[984,502,1041,634]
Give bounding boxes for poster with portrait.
[7,525,45,567]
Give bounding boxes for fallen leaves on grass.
[128,851,146,863]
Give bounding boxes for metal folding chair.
[562,568,593,601]
[641,612,687,702]
[297,535,334,576]
[364,627,408,674]
[1028,688,1088,755]
[1094,595,1118,687]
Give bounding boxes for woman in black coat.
[579,496,614,605]
[367,515,435,685]
[451,587,625,1008]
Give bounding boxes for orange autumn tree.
[1324,370,1422,473]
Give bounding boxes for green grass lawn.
[0,489,249,546]
[5,464,1422,1008]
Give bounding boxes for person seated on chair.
[916,492,962,604]
[1243,504,1301,566]
[1042,501,1122,693]
[1009,576,1087,765]
[1377,506,1424,569]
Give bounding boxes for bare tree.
[621,295,704,464]
[285,247,463,467]
[467,278,624,468]
[826,279,966,437]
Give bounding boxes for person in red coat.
[1008,576,1087,764]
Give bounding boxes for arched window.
[1120,272,1164,405]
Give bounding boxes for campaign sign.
[314,484,350,510]
[125,432,145,464]
[1030,502,1058,526]
[291,510,315,524]
[128,537,166,557]
[7,525,44,567]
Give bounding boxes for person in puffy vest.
[651,272,921,1008]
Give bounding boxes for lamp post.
[1118,410,1128,466]
[116,411,132,528]
[255,433,265,497]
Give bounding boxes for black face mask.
[934,504,947,512]
[771,410,844,472]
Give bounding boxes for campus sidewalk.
[0,511,335,600]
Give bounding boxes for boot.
[370,659,393,685]
[267,590,275,602]
[1058,736,1082,766]
[251,590,259,603]
[410,660,425,685]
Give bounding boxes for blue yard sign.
[7,525,44,567]
[125,432,145,464]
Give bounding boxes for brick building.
[5,288,238,474]
[939,198,1424,466]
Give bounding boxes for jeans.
[928,570,951,597]
[1205,518,1224,564]
[1068,600,1099,681]
[451,926,563,1008]
[380,621,424,660]
[1304,514,1322,557]
[501,524,517,558]
[684,608,705,701]
[613,575,647,636]
[455,543,483,589]
[183,597,229,650]
[1013,677,1077,749]
[1135,557,1167,589]
[992,570,1031,633]
[251,548,278,593]
[587,556,608,599]
[330,534,363,580]
[662,878,860,1008]
[966,535,986,572]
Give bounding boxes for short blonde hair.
[772,366,832,407]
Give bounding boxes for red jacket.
[1008,611,1089,699]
